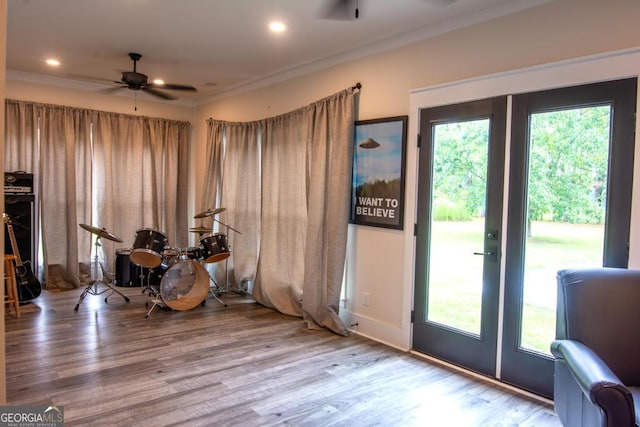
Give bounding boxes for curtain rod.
[207,83,362,121]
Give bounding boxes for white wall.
[5,0,640,353]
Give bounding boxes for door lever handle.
[473,251,494,256]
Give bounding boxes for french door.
[413,78,637,398]
[413,97,507,376]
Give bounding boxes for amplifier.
[4,186,32,193]
[5,171,33,194]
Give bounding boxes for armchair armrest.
[551,339,636,426]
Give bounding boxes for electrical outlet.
[363,292,370,307]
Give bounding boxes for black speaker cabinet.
[4,193,35,264]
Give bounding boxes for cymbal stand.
[74,236,130,311]
[212,217,242,293]
[206,271,227,307]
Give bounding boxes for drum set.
[75,207,241,318]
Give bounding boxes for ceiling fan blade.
[423,0,459,6]
[318,0,359,20]
[99,85,127,95]
[142,86,176,100]
[150,82,197,92]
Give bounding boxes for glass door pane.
[502,78,635,398]
[520,106,610,354]
[413,96,506,376]
[428,120,490,336]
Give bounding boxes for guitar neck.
[6,223,24,267]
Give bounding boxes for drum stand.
[74,236,130,311]
[145,289,165,318]
[206,271,227,307]
[212,218,242,294]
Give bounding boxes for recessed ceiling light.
[45,58,60,67]
[269,21,286,33]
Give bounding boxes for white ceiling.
[6,0,547,105]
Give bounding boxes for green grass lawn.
[427,219,603,354]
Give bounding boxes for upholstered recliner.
[551,268,640,427]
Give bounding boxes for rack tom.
[130,228,168,268]
[200,233,230,263]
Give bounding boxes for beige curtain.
[93,113,190,269]
[39,106,94,288]
[5,101,93,288]
[216,121,261,290]
[4,100,190,289]
[257,111,307,316]
[4,101,43,279]
[301,90,354,335]
[200,120,224,213]
[201,87,356,335]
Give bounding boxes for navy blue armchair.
[551,268,640,427]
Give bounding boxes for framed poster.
[350,115,407,230]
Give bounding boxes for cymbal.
[189,227,212,233]
[79,223,123,243]
[194,207,225,219]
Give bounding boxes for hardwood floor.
[5,284,561,426]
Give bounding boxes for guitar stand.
[74,236,130,311]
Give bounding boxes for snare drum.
[130,228,168,268]
[200,233,230,263]
[160,260,209,311]
[132,254,177,287]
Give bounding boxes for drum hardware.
[190,207,239,294]
[210,216,242,294]
[204,269,228,307]
[193,207,226,219]
[144,287,167,318]
[190,207,243,296]
[189,226,213,234]
[75,224,130,311]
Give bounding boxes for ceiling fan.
[112,52,197,100]
[320,0,459,20]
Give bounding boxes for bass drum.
[160,260,209,311]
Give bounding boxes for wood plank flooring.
[5,284,561,426]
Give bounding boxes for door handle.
[473,248,498,262]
